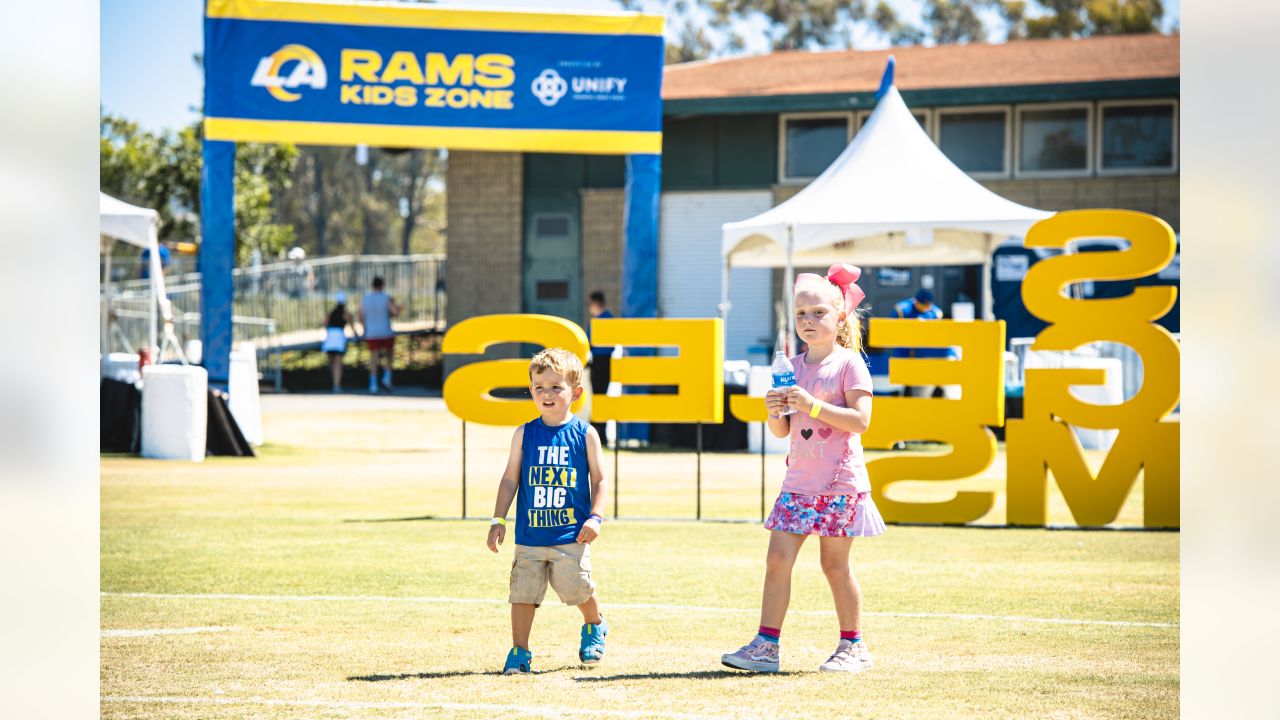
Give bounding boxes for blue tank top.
[516,416,592,546]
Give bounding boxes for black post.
[461,419,467,519]
[696,422,703,520]
[760,422,767,522]
[613,429,619,520]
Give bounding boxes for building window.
[1017,104,1091,175]
[857,109,929,136]
[780,113,852,182]
[1099,101,1177,173]
[936,108,1009,176]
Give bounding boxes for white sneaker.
[818,639,872,673]
[721,635,780,673]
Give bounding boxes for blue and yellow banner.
[203,0,665,153]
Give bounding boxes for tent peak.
[874,55,895,102]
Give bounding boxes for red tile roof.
[663,34,1179,100]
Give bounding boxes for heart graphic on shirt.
[800,428,814,440]
[818,428,833,439]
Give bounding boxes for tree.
[997,0,1163,39]
[924,0,989,43]
[100,111,298,264]
[707,0,872,51]
[872,2,925,45]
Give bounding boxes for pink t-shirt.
[782,346,874,496]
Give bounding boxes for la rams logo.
[250,44,326,102]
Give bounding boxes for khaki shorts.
[509,543,595,607]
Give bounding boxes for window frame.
[1096,99,1179,176]
[777,111,855,185]
[857,108,931,137]
[1014,101,1094,179]
[932,104,1012,179]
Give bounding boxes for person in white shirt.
[359,276,401,393]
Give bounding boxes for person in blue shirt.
[486,348,609,675]
[585,291,615,446]
[891,289,959,399]
[139,243,170,280]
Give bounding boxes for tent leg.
[981,234,995,321]
[785,224,795,354]
[102,240,112,358]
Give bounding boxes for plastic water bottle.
[771,351,796,416]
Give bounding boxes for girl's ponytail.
[837,306,863,353]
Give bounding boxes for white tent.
[721,84,1053,341]
[100,192,172,361]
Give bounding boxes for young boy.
[486,348,609,674]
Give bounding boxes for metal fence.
[103,255,446,387]
[101,254,199,284]
[106,254,446,341]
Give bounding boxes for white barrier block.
[142,365,207,461]
[228,342,264,446]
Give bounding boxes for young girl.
[722,262,886,674]
[320,292,355,393]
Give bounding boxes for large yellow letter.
[591,318,724,423]
[1006,210,1180,528]
[340,49,382,82]
[442,314,588,426]
[862,319,1006,524]
[425,52,474,86]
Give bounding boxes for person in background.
[287,247,315,298]
[586,291,615,447]
[359,276,401,394]
[891,289,958,399]
[320,292,355,394]
[139,242,170,280]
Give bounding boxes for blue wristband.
[588,513,604,524]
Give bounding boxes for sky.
[100,0,1180,133]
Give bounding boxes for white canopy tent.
[100,192,173,361]
[721,84,1053,344]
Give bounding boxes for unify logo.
[251,44,327,102]
[531,68,567,107]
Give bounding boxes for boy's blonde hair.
[529,347,584,387]
[793,276,864,353]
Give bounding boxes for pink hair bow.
[794,263,865,312]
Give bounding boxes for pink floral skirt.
[764,491,886,538]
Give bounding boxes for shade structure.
[722,86,1052,266]
[100,192,171,359]
[720,84,1053,343]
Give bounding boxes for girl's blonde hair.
[794,276,864,354]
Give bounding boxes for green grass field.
[101,396,1178,719]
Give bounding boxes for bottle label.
[772,371,796,388]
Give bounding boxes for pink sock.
[758,625,781,642]
[840,630,862,642]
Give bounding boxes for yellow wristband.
[490,517,507,527]
[809,399,823,418]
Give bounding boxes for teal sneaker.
[502,646,532,675]
[579,616,609,665]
